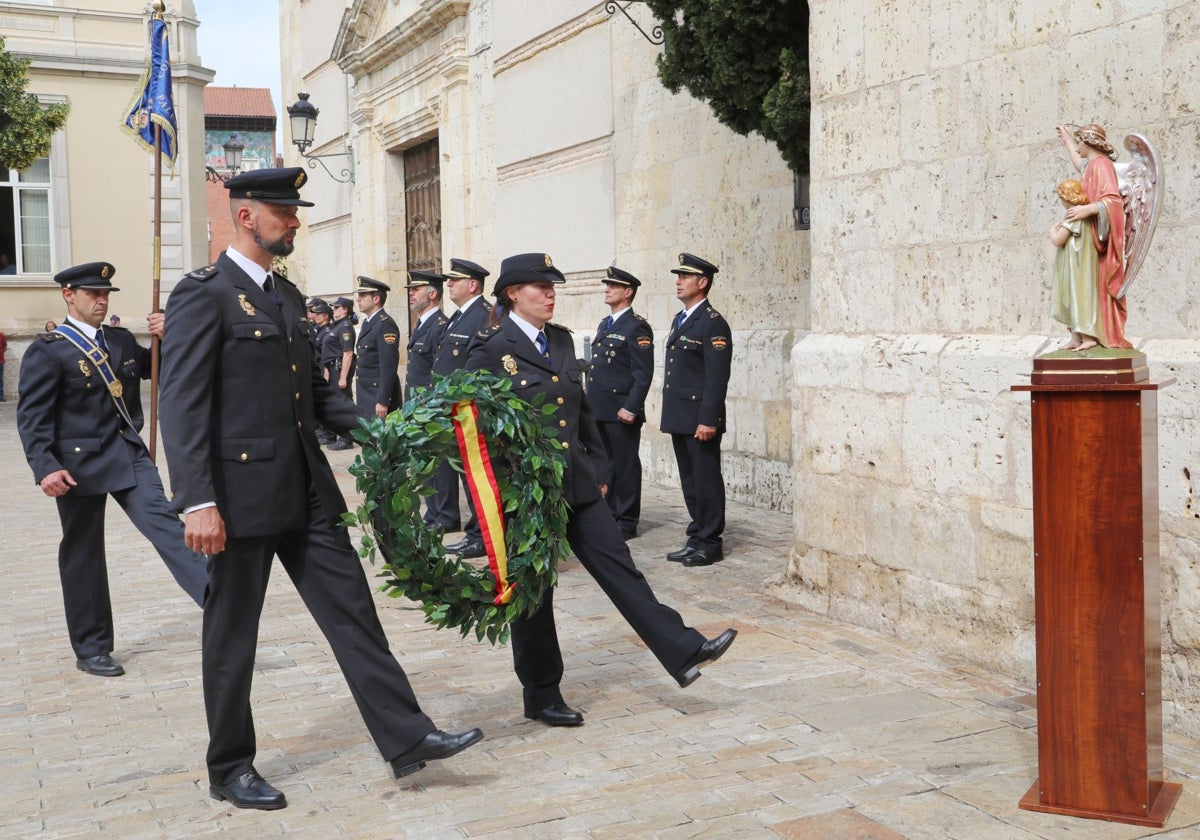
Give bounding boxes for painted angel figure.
[1054,123,1163,349]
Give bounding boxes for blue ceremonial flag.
[121,17,178,163]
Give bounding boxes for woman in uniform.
[465,252,736,728]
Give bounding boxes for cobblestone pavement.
[2,396,1199,839]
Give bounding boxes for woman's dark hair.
[488,290,513,327]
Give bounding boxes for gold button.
[288,337,293,344]
[292,364,297,372]
[86,383,92,389]
[562,441,570,449]
[691,396,697,400]
[74,446,81,452]
[559,420,567,427]
[520,380,527,386]
[240,453,248,461]
[453,349,459,356]
[665,384,670,390]
[295,392,300,400]
[297,421,303,428]
[552,376,559,383]
[254,330,262,338]
[556,397,564,405]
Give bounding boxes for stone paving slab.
[1,395,1198,838]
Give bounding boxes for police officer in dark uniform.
[431,258,493,558]
[404,270,450,398]
[403,269,457,529]
[158,167,482,810]
[17,262,207,677]
[354,277,401,419]
[323,296,357,450]
[308,300,336,446]
[586,266,653,540]
[661,253,732,567]
[465,252,736,727]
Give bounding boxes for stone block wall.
[790,1,1200,736]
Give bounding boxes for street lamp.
[206,135,246,183]
[287,92,354,183]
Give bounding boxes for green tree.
[643,0,809,173]
[0,35,70,172]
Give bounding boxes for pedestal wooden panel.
[1013,368,1179,827]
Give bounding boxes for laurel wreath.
[344,368,571,645]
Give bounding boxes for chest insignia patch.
[502,354,518,376]
[238,294,256,317]
[78,359,91,377]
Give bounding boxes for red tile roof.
[204,87,275,118]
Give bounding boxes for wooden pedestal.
[1013,353,1180,827]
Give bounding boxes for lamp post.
[287,92,354,183]
[205,135,246,183]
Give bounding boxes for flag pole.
[149,117,163,463]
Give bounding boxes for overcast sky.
[194,0,284,125]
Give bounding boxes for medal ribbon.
[54,324,138,430]
[451,399,514,605]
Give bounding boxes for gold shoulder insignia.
[709,309,722,319]
[186,264,219,281]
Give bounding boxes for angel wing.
[1114,133,1164,299]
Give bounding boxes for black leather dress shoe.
[672,628,738,688]
[446,536,471,552]
[210,769,286,810]
[525,702,584,727]
[425,519,462,532]
[326,439,354,451]
[682,547,724,567]
[450,538,486,559]
[76,654,124,677]
[666,545,698,562]
[389,728,484,779]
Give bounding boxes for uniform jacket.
[17,324,151,495]
[355,309,401,409]
[432,297,492,376]
[321,315,356,380]
[466,318,609,508]
[660,299,732,435]
[158,252,363,538]
[585,309,653,422]
[405,308,449,396]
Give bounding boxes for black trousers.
[596,419,643,533]
[424,460,462,530]
[54,439,207,658]
[670,432,725,551]
[509,497,705,711]
[203,486,434,784]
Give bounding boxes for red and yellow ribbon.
[452,399,515,604]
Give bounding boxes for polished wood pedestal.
[1013,353,1179,827]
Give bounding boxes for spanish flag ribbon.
[451,400,514,605]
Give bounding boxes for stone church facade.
[279,1,1200,736]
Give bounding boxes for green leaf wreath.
[344,368,571,644]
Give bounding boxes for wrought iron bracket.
[301,150,355,184]
[605,1,664,45]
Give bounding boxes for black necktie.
[602,315,613,333]
[675,310,687,330]
[94,328,108,356]
[536,331,551,363]
[263,273,283,308]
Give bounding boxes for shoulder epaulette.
[633,313,647,323]
[708,308,723,320]
[185,264,219,282]
[546,321,573,335]
[476,324,502,340]
[39,332,66,343]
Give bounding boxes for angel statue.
[1052,123,1163,350]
